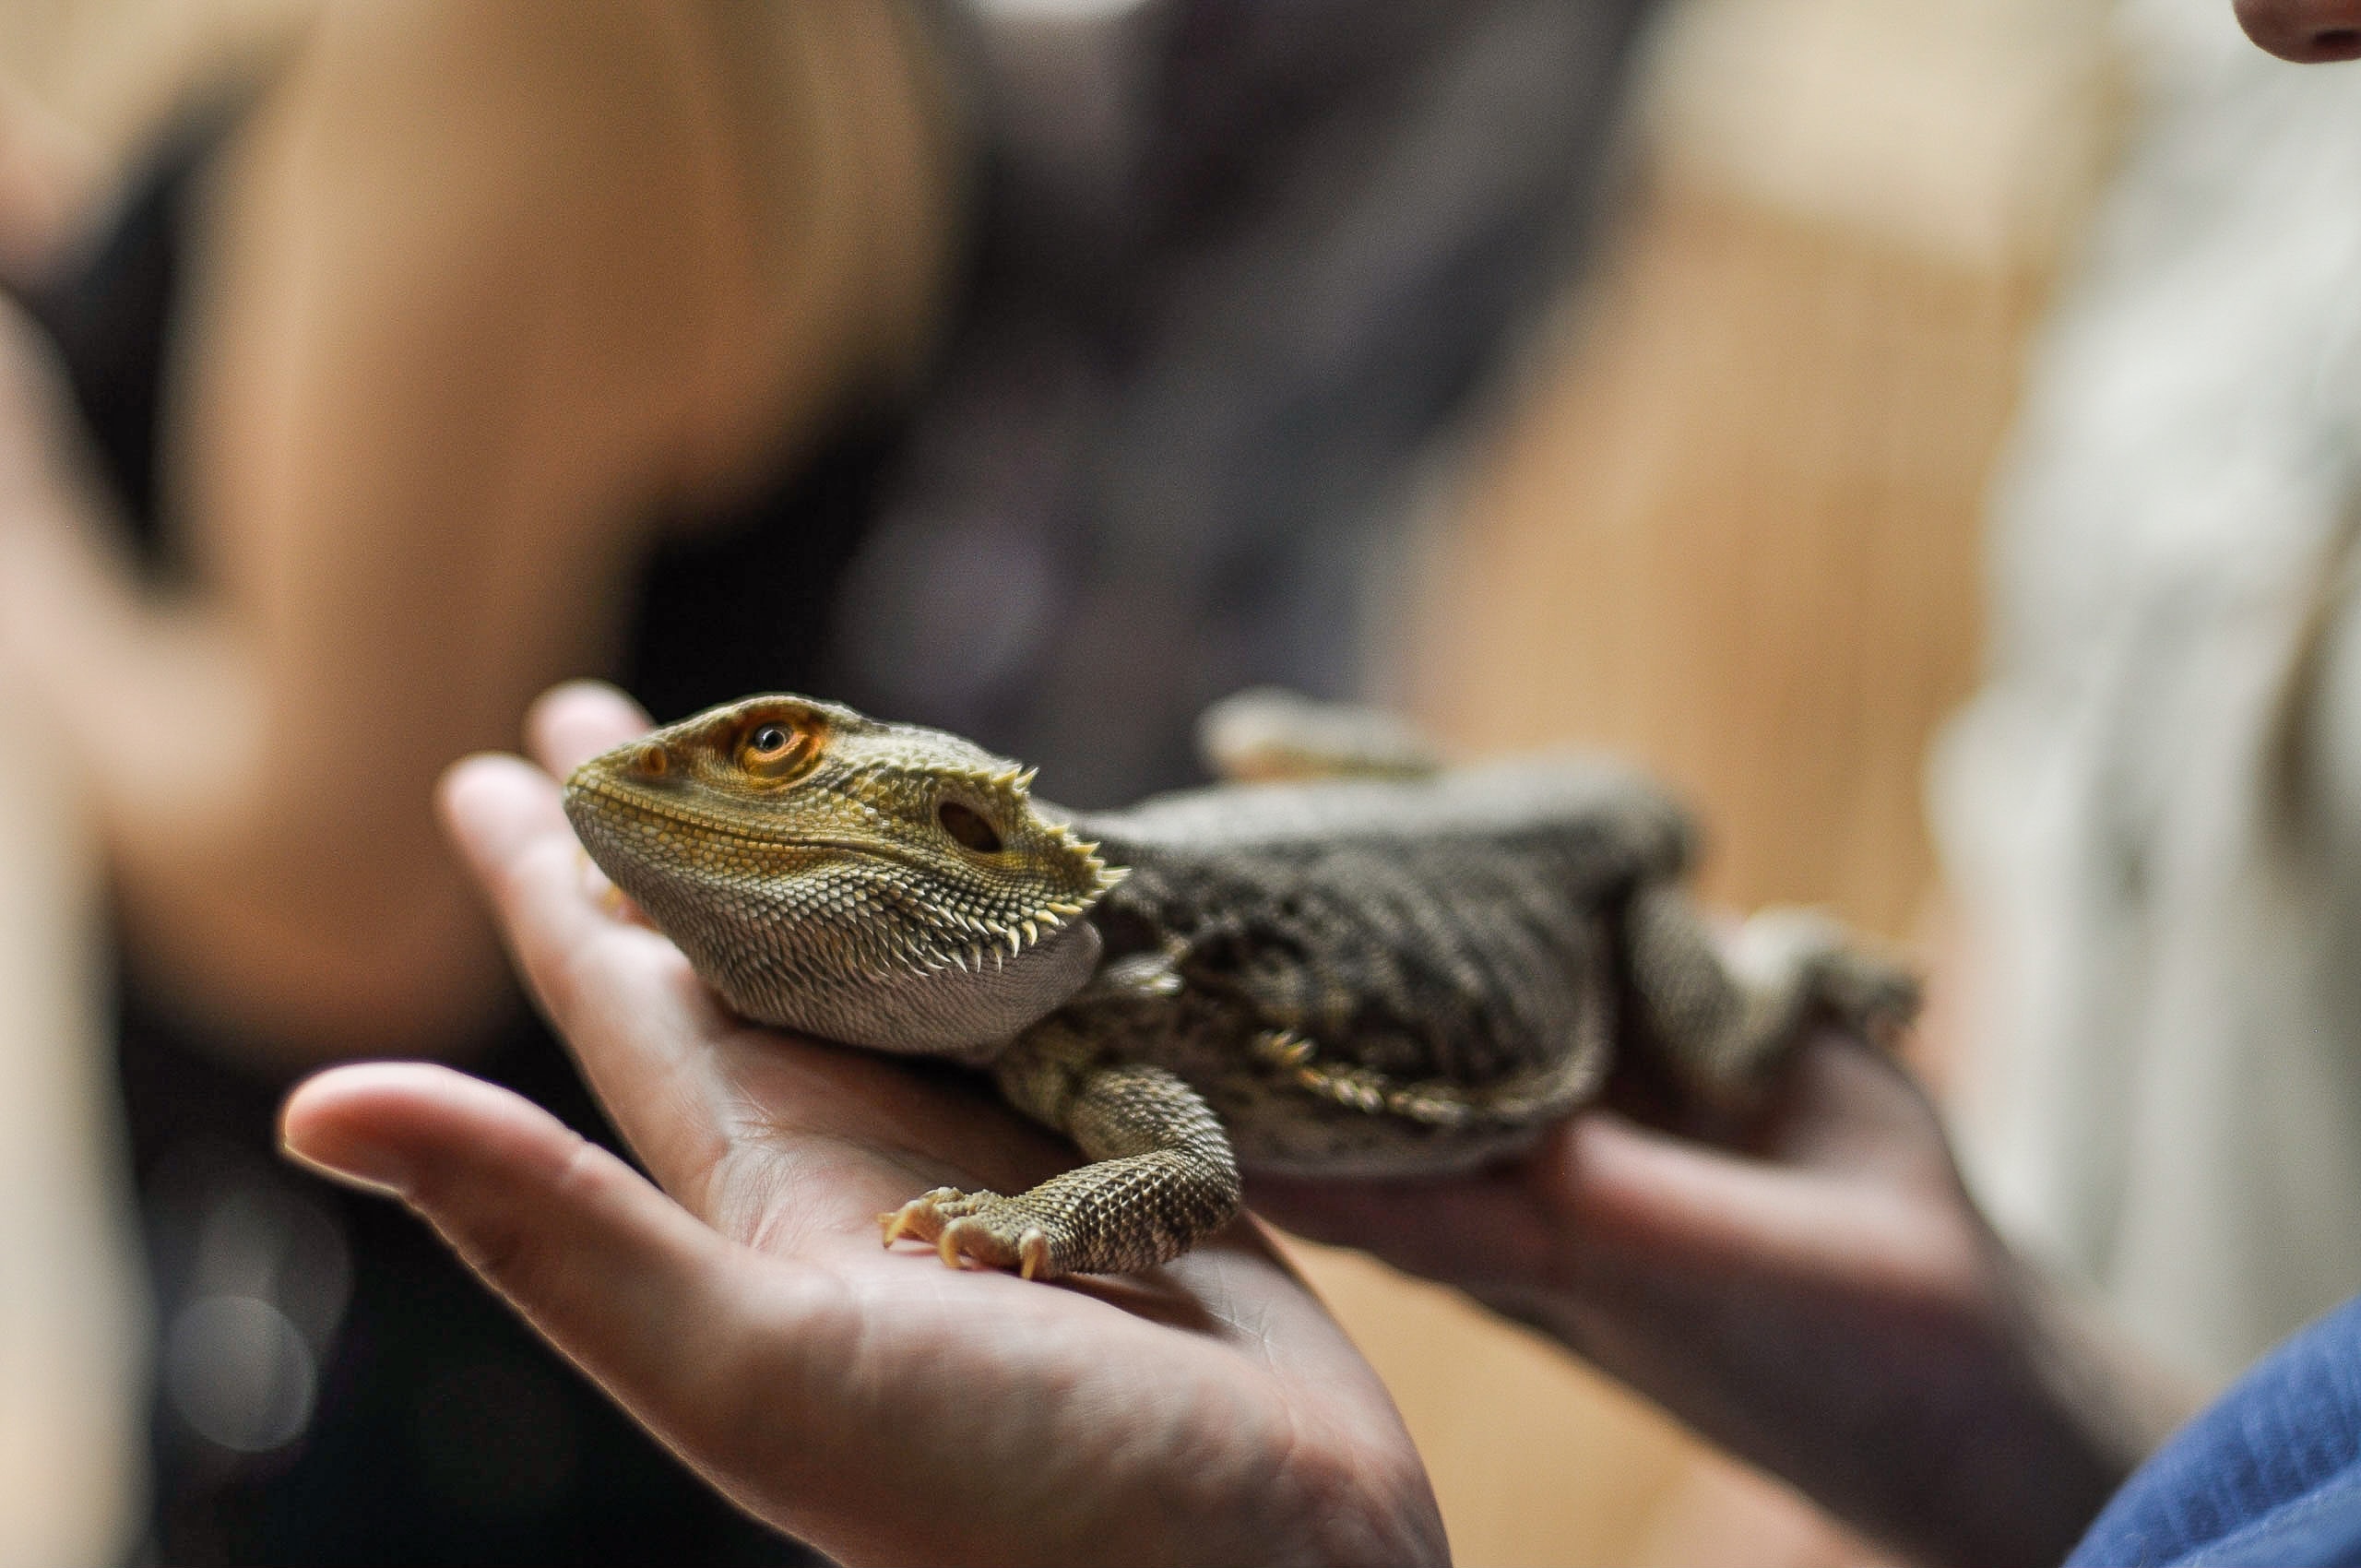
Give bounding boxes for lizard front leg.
[880,1026,1241,1279]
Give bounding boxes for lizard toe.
[936,1215,1015,1271]
[878,1186,967,1248]
[1017,1227,1052,1280]
[921,1207,1062,1278]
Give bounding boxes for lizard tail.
[1252,1030,1609,1129]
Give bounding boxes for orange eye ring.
[737,717,818,779]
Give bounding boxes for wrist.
[1474,1260,2129,1568]
[1478,1129,2157,1568]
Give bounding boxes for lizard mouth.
[560,771,1114,963]
[564,772,931,862]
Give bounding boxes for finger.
[1543,1110,1953,1290]
[282,1065,846,1526]
[1548,1113,1779,1244]
[1752,1029,1957,1183]
[527,680,651,778]
[516,683,657,918]
[1258,1105,1856,1290]
[279,1063,767,1442]
[437,750,623,963]
[436,752,737,1194]
[1249,1172,1564,1289]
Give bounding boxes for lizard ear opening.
[938,801,1004,853]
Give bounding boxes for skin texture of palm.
[559,691,1918,1280]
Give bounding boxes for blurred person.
[1934,0,2361,1383]
[2,5,957,1558]
[0,0,1654,1560]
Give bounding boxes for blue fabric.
[2066,1294,2361,1567]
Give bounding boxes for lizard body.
[563,691,1916,1279]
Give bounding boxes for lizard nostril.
[630,744,669,778]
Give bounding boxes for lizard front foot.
[879,1189,1056,1279]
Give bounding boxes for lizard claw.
[933,1216,1055,1278]
[883,1189,1060,1278]
[1017,1228,1051,1280]
[937,1218,986,1270]
[878,1187,963,1248]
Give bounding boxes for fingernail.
[280,1134,414,1198]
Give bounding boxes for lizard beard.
[675,897,1102,1060]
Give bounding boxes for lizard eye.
[738,719,816,778]
[937,802,1003,854]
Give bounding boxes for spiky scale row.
[913,840,1122,980]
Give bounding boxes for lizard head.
[562,694,1122,1058]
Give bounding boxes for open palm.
[280,682,1444,1568]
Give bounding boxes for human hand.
[1252,1028,2191,1568]
[279,681,1444,1568]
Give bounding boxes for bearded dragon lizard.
[563,690,1916,1280]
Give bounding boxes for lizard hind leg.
[1628,886,1919,1102]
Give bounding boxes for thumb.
[279,1063,756,1457]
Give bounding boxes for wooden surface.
[1296,172,2046,1566]
[1413,181,2030,942]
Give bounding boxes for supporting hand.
[1252,1028,2198,1568]
[279,682,1444,1568]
